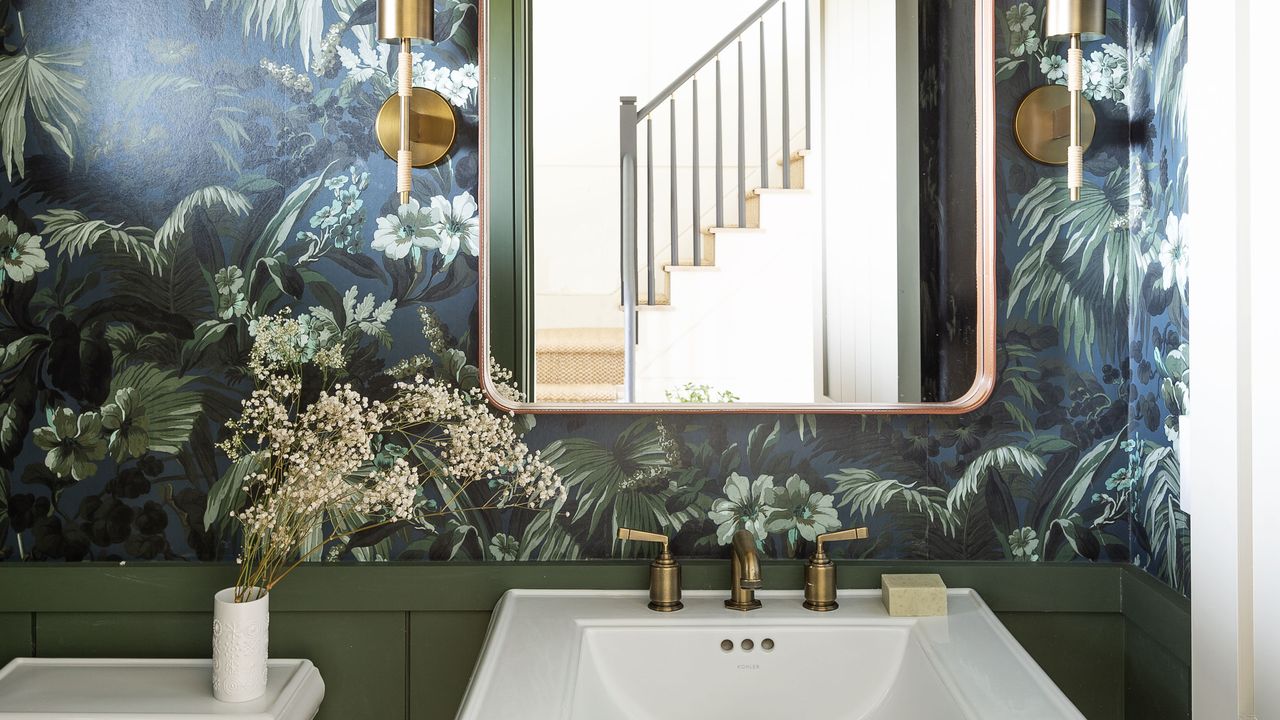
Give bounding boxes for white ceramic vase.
[212,586,270,702]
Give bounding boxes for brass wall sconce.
[1013,0,1105,202]
[376,0,457,204]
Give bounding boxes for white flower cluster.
[312,23,346,77]
[337,37,478,109]
[383,379,563,507]
[420,306,449,355]
[226,385,419,543]
[222,309,564,592]
[260,59,314,95]
[409,60,479,109]
[1082,44,1129,106]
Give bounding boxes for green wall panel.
[997,612,1125,720]
[35,612,210,657]
[1125,621,1192,720]
[272,612,407,720]
[0,613,31,669]
[409,611,492,720]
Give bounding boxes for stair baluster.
[782,2,791,189]
[715,58,724,232]
[759,19,769,189]
[737,39,747,228]
[692,78,702,267]
[616,0,811,399]
[669,98,679,271]
[646,117,655,305]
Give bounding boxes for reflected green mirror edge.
[486,0,534,391]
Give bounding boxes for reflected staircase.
[536,0,814,403]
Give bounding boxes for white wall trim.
[1247,1,1278,716]
[1188,0,1273,716]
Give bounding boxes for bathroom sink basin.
[456,589,1084,720]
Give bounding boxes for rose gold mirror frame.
[477,0,997,415]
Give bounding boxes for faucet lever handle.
[815,526,869,556]
[617,528,682,612]
[617,527,670,553]
[804,527,869,612]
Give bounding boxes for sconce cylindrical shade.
[1044,0,1106,41]
[378,0,433,41]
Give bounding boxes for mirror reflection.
[512,0,980,405]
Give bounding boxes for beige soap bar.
[881,573,948,616]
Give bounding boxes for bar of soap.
[880,574,948,617]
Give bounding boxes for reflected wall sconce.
[376,0,457,205]
[1013,0,1105,202]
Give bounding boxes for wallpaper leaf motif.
[0,48,87,181]
[206,0,328,70]
[0,0,1189,594]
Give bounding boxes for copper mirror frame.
[477,0,997,415]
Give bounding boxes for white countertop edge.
[0,658,325,720]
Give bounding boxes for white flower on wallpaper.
[372,192,478,265]
[337,36,478,109]
[373,197,440,261]
[1083,43,1130,106]
[1160,212,1189,298]
[409,60,479,109]
[0,216,48,283]
[431,191,479,263]
[1040,54,1067,82]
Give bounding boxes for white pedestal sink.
[457,589,1084,720]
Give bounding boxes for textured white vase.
[212,586,269,702]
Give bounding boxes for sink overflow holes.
[719,638,774,652]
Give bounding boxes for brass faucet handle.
[815,527,869,556]
[804,527,869,612]
[617,528,682,612]
[617,527,670,553]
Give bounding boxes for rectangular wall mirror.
[480,0,995,413]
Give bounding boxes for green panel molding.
[409,611,492,720]
[0,614,31,670]
[0,562,1188,719]
[485,0,534,389]
[997,612,1126,720]
[0,560,1122,613]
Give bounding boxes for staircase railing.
[619,0,813,401]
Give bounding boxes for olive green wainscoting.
[0,562,1187,720]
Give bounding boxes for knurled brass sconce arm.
[1046,0,1105,202]
[803,526,870,612]
[376,0,456,205]
[617,528,683,612]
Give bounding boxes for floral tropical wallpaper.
[0,0,1189,593]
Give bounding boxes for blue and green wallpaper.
[0,0,1189,593]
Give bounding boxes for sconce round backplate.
[1014,84,1097,166]
[376,87,457,168]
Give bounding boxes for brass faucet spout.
[731,530,762,586]
[726,529,763,611]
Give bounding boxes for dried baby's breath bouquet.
[219,302,563,601]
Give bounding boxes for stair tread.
[752,186,807,195]
[707,226,764,235]
[664,264,718,272]
[535,327,624,353]
[537,383,621,402]
[619,299,673,309]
